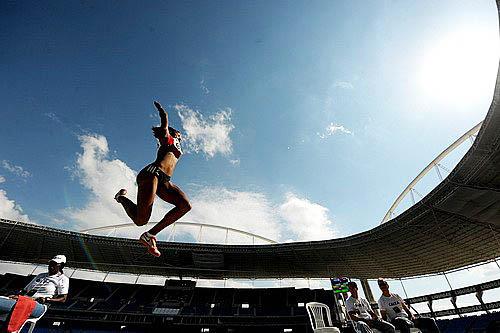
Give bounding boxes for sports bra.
[160,134,183,159]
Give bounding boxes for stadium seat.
[306,302,341,333]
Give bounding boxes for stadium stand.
[1,273,500,332]
[0,273,342,332]
[436,312,500,333]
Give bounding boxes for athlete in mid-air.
[114,101,191,257]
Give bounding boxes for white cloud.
[64,134,139,230]
[200,79,210,95]
[44,112,62,124]
[175,104,234,158]
[333,80,354,89]
[0,189,30,222]
[326,123,352,135]
[176,189,337,244]
[186,187,282,244]
[73,134,136,202]
[0,176,5,183]
[279,193,336,241]
[317,122,353,139]
[63,134,337,244]
[229,159,240,166]
[1,160,31,179]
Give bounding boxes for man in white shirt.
[377,279,440,333]
[346,281,395,333]
[0,255,70,322]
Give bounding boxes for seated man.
[377,279,440,333]
[0,255,69,323]
[346,281,395,333]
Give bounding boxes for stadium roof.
[1,7,500,281]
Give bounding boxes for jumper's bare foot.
[140,232,161,257]
[114,189,127,203]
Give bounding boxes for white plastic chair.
[0,296,48,333]
[16,304,47,333]
[306,302,341,333]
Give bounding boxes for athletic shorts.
[138,164,171,184]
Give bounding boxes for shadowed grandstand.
[0,273,335,332]
[1,272,500,332]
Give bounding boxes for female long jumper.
[115,101,192,257]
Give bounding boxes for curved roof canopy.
[1,3,500,280]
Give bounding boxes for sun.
[418,27,500,108]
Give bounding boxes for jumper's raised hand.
[154,101,165,113]
[154,100,168,129]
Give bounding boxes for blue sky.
[0,0,499,245]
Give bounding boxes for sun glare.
[418,27,500,107]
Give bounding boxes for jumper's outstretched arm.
[154,101,168,130]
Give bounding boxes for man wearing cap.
[0,255,69,322]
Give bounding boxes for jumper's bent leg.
[116,173,157,226]
[148,182,191,235]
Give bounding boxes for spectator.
[377,279,440,333]
[346,281,395,333]
[0,255,69,322]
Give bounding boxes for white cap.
[49,255,66,264]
